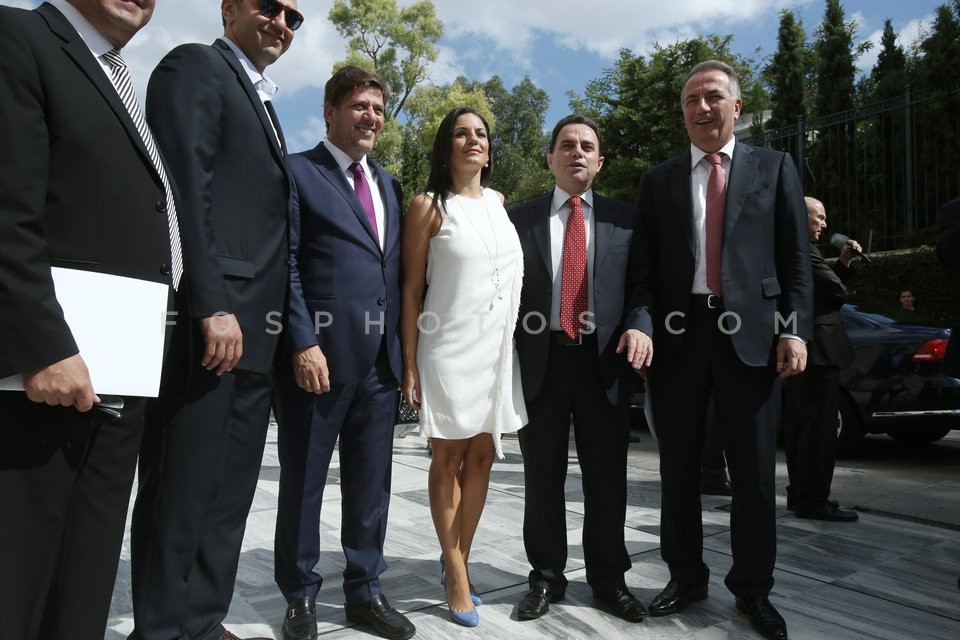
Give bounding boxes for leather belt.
[691,294,723,309]
[550,331,584,346]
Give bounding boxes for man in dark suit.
[509,115,648,624]
[782,197,860,522]
[272,65,413,640]
[937,196,960,592]
[127,2,300,639]
[625,60,812,640]
[937,197,960,379]
[0,2,180,639]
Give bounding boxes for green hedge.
[831,245,960,323]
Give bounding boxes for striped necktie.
[102,48,183,290]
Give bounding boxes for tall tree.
[328,0,443,120]
[813,0,857,118]
[867,19,907,101]
[572,36,763,203]
[810,0,859,217]
[911,1,960,224]
[765,9,808,136]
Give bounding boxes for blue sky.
[2,1,948,152]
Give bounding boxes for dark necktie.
[102,48,183,289]
[705,153,726,297]
[349,162,379,242]
[264,99,287,157]
[560,196,588,339]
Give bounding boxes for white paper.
[0,268,169,397]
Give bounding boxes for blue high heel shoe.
[440,554,483,605]
[448,603,480,627]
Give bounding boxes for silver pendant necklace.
[456,191,502,304]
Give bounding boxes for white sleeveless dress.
[417,189,527,458]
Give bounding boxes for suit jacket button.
[382,259,388,269]
[377,297,385,306]
[155,200,166,213]
[285,257,292,266]
[160,264,171,276]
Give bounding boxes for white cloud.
[431,0,800,60]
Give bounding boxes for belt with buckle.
[550,331,583,346]
[692,294,723,309]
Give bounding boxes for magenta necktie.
[349,162,379,241]
[705,153,725,297]
[560,196,588,339]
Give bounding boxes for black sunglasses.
[260,0,304,31]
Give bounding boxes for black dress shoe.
[593,585,647,622]
[219,631,273,640]
[517,585,562,620]
[344,594,415,640]
[701,478,733,496]
[794,502,858,522]
[648,578,708,616]
[281,597,317,640]
[735,595,788,640]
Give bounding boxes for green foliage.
[570,36,761,203]
[765,10,809,133]
[841,246,960,322]
[460,75,553,203]
[813,0,857,117]
[392,81,494,207]
[328,0,443,120]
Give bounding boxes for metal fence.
[741,82,960,252]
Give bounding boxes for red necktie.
[705,153,725,296]
[560,196,588,339]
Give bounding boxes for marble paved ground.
[106,424,960,639]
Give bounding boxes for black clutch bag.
[398,395,420,424]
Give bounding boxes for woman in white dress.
[400,107,527,627]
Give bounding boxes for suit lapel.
[725,142,758,237]
[593,195,612,275]
[530,195,554,278]
[308,144,383,251]
[370,160,396,257]
[212,40,287,173]
[668,153,696,258]
[39,4,160,185]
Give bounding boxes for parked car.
[628,301,959,456]
[837,301,959,454]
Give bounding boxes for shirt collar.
[323,139,370,175]
[219,37,279,100]
[551,186,594,213]
[51,0,114,58]
[690,137,737,170]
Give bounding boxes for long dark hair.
[425,107,494,213]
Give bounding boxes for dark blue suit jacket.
[626,141,813,367]
[284,143,403,384]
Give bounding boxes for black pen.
[93,396,125,420]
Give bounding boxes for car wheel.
[885,427,951,445]
[836,393,863,457]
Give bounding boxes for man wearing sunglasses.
[127,2,300,640]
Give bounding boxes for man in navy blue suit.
[272,65,413,640]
